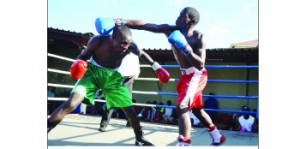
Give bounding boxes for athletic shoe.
[177,135,191,146]
[134,128,154,146]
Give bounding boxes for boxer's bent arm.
[185,35,207,70]
[76,35,101,60]
[77,48,93,61]
[138,50,155,65]
[130,42,155,65]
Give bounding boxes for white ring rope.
[47,53,171,80]
[48,83,162,95]
[47,53,258,115]
[48,67,257,84]
[132,90,159,95]
[48,68,70,75]
[47,97,256,114]
[48,97,158,108]
[48,53,154,68]
[48,83,73,89]
[48,68,177,81]
[135,78,176,82]
[48,53,75,62]
[139,65,151,68]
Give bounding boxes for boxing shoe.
[177,135,191,146]
[98,110,113,132]
[208,126,226,146]
[98,120,108,132]
[47,119,57,133]
[126,121,131,127]
[210,134,226,146]
[134,128,154,146]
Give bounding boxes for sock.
[208,125,216,132]
[178,135,191,144]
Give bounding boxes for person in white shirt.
[162,100,175,123]
[189,111,200,126]
[238,106,255,132]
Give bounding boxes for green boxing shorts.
[71,62,132,110]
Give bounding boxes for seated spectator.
[138,101,156,122]
[153,102,163,122]
[152,101,157,105]
[238,106,255,132]
[48,87,55,97]
[252,108,259,133]
[132,99,139,113]
[162,100,175,124]
[189,111,201,127]
[204,92,219,122]
[217,114,233,130]
[47,87,56,114]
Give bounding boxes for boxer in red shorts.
[177,67,207,111]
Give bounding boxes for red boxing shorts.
[176,67,208,111]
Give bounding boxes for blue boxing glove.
[168,30,191,56]
[95,17,125,35]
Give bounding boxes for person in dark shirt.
[204,93,219,122]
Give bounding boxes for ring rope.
[48,53,75,62]
[140,64,258,69]
[48,83,73,88]
[48,68,70,75]
[135,78,258,84]
[48,53,258,69]
[48,83,258,99]
[48,97,257,115]
[48,68,258,84]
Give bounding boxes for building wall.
[48,44,79,97]
[232,45,256,48]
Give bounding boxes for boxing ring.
[47,53,258,147]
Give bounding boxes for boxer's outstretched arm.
[126,20,175,35]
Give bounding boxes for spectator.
[189,111,201,127]
[154,102,164,122]
[132,99,139,113]
[152,101,157,105]
[48,87,55,97]
[162,100,175,124]
[47,87,56,114]
[138,101,156,122]
[218,114,233,130]
[238,106,255,132]
[252,108,259,133]
[204,93,219,122]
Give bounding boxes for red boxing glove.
[151,62,170,84]
[70,60,88,80]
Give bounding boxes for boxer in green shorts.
[98,52,140,132]
[47,24,170,146]
[72,63,132,109]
